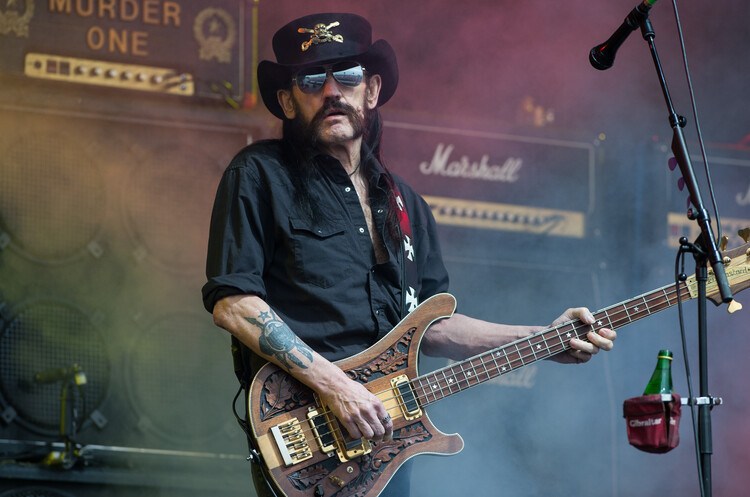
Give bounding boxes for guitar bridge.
[270,418,313,467]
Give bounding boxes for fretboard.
[411,281,692,406]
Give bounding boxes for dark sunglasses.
[292,62,366,94]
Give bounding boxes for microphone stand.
[637,16,733,497]
[42,370,85,469]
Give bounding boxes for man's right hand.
[212,294,393,442]
[316,369,393,442]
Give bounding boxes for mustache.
[300,99,366,151]
[310,99,361,128]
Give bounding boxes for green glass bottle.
[643,349,673,397]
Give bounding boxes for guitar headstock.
[704,229,750,307]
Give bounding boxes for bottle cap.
[657,349,673,360]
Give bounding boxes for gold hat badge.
[298,22,343,51]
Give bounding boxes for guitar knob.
[314,484,325,496]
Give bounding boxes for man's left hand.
[548,307,617,364]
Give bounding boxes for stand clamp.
[681,397,723,407]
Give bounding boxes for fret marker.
[467,371,473,376]
[536,344,541,350]
[566,332,572,338]
[597,320,603,327]
[634,306,640,312]
[501,366,507,372]
[448,378,454,384]
[432,384,438,390]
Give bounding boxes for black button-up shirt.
[202,140,449,362]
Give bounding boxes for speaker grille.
[0,133,105,263]
[125,311,234,444]
[0,299,110,435]
[0,487,76,497]
[122,145,223,274]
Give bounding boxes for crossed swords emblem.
[297,22,344,51]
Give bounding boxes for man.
[202,13,616,497]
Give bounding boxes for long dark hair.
[360,109,402,243]
[280,104,401,243]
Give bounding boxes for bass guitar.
[247,241,749,497]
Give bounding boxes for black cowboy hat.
[257,13,399,119]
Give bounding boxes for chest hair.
[351,174,388,264]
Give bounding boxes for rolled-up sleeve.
[202,152,273,313]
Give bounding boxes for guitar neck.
[411,280,692,406]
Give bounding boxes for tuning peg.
[720,236,729,252]
[668,157,678,171]
[739,227,750,243]
[728,300,743,314]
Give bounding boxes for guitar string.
[274,284,688,446]
[409,282,687,408]
[275,283,687,445]
[398,282,682,410]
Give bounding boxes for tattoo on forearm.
[244,309,313,370]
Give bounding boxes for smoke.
[1,1,747,495]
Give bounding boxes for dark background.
[1,0,748,496]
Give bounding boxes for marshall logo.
[419,143,522,182]
[0,0,34,38]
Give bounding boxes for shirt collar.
[315,147,389,185]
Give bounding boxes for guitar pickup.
[270,418,313,467]
[307,407,337,454]
[391,374,422,420]
[308,406,371,462]
[340,435,371,461]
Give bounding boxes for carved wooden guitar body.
[247,242,750,497]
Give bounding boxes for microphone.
[34,365,87,385]
[589,0,658,70]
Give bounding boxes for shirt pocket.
[289,216,349,289]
